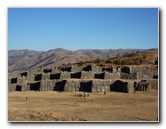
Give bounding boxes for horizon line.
[8,47,158,52]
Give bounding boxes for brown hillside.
[60,50,158,69]
[8,48,158,72]
[104,51,158,66]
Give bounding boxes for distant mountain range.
[8,48,158,72]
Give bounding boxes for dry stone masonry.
[8,65,158,93]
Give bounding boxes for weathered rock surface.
[8,65,158,93]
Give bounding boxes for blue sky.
[8,8,158,51]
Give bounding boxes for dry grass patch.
[8,91,158,122]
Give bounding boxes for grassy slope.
[59,51,158,69]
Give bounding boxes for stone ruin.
[8,64,158,93]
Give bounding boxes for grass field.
[8,90,158,122]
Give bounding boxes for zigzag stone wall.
[8,65,158,93]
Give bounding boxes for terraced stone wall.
[8,65,158,93]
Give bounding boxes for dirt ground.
[8,90,158,122]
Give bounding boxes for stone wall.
[64,80,81,92]
[110,80,135,93]
[60,72,71,79]
[8,64,158,93]
[81,71,94,79]
[92,80,111,92]
[130,66,158,79]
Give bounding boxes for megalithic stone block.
[42,74,50,80]
[127,82,135,93]
[60,72,71,79]
[81,71,94,79]
[9,84,17,91]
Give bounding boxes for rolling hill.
[8,48,158,72]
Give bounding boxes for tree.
[143,54,147,60]
[78,61,83,65]
[39,65,44,70]
[94,57,102,63]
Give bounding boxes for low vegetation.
[8,48,158,72]
[59,51,158,69]
[8,91,158,121]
